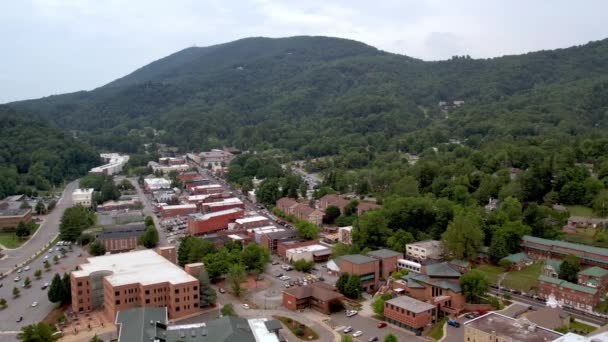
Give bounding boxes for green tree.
[53,255,59,264]
[226,264,246,297]
[59,205,95,242]
[460,270,489,303]
[295,221,318,240]
[88,241,106,256]
[353,210,391,247]
[15,221,30,239]
[559,254,581,282]
[139,225,160,248]
[177,236,194,266]
[13,287,20,298]
[144,216,155,227]
[89,335,103,342]
[372,293,392,316]
[17,322,59,342]
[198,270,216,307]
[34,270,42,280]
[221,303,237,317]
[442,212,484,260]
[35,200,46,215]
[62,273,72,304]
[48,274,63,303]
[47,200,57,211]
[24,277,31,288]
[0,298,6,309]
[293,259,314,273]
[384,334,398,342]
[341,335,353,342]
[386,230,415,254]
[343,275,361,299]
[336,273,349,294]
[43,260,51,272]
[240,243,269,273]
[324,205,341,224]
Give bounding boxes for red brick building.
[259,230,297,254]
[318,194,350,212]
[538,275,599,311]
[276,197,299,214]
[176,171,203,182]
[357,202,380,215]
[96,223,146,253]
[367,249,402,280]
[522,235,608,267]
[202,198,244,213]
[159,204,198,218]
[0,208,32,229]
[277,239,320,258]
[384,296,436,334]
[234,216,271,229]
[191,184,223,195]
[338,255,380,292]
[292,204,324,226]
[282,282,343,314]
[187,208,244,235]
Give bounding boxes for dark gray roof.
[264,319,282,332]
[158,316,257,342]
[341,254,377,264]
[115,307,167,342]
[425,262,461,278]
[266,230,296,240]
[97,223,146,240]
[0,208,31,217]
[367,248,402,259]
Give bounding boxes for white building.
[72,188,94,207]
[338,226,353,245]
[405,240,443,261]
[147,161,190,175]
[89,153,130,176]
[144,178,171,191]
[285,244,331,263]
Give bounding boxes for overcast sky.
[1,0,607,103]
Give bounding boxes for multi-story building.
[367,249,402,279]
[318,194,350,212]
[0,208,32,229]
[202,198,244,213]
[282,282,343,314]
[259,230,297,254]
[96,198,142,212]
[338,254,380,292]
[234,216,271,229]
[464,312,563,342]
[285,244,332,263]
[406,240,443,262]
[384,296,436,334]
[159,157,186,166]
[522,235,608,267]
[538,269,604,312]
[89,153,129,176]
[159,204,198,218]
[96,223,146,253]
[72,188,94,207]
[276,197,299,215]
[292,204,324,226]
[191,184,223,195]
[199,149,234,169]
[187,208,244,235]
[175,171,201,182]
[148,161,190,175]
[70,248,199,320]
[577,266,608,289]
[338,226,353,245]
[143,178,171,192]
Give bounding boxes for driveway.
[329,311,425,342]
[442,316,466,342]
[0,179,80,275]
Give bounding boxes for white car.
[44,255,49,260]
[241,304,250,310]
[279,276,291,281]
[24,266,30,271]
[343,326,353,333]
[31,302,38,307]
[346,310,358,317]
[17,268,22,273]
[14,276,21,282]
[353,331,363,337]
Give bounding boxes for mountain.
[11,36,608,156]
[0,106,100,197]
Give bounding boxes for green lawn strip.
[475,265,503,285]
[427,318,447,341]
[0,233,24,249]
[569,320,596,334]
[502,262,542,292]
[565,205,597,217]
[273,315,319,340]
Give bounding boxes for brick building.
[538,275,599,311]
[282,282,343,314]
[176,171,201,182]
[500,252,533,271]
[275,197,299,215]
[191,184,223,195]
[522,235,608,267]
[259,230,297,254]
[384,296,436,334]
[367,249,402,280]
[357,202,380,215]
[0,208,32,229]
[159,204,198,218]
[338,255,380,292]
[284,243,331,263]
[292,204,324,226]
[318,194,350,212]
[234,216,271,229]
[185,179,212,192]
[96,223,146,253]
[577,266,608,289]
[202,198,244,213]
[187,208,244,235]
[70,248,200,320]
[277,239,321,259]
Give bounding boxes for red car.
[377,322,387,328]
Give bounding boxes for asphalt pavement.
[0,179,80,276]
[329,311,424,342]
[128,178,168,247]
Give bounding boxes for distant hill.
[11,36,608,155]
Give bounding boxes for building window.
[176,306,180,312]
[175,289,179,294]
[194,303,199,307]
[176,298,180,303]
[77,282,82,287]
[115,300,120,305]
[146,299,150,304]
[145,290,150,295]
[193,286,198,291]
[194,294,198,299]
[115,291,119,296]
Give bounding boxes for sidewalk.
[60,325,116,342]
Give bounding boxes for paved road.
[329,311,424,342]
[128,178,168,247]
[0,179,79,276]
[490,288,608,326]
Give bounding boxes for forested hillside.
[0,106,100,197]
[12,36,608,156]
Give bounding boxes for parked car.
[465,312,480,319]
[24,266,30,271]
[31,302,38,307]
[14,276,21,282]
[447,320,460,328]
[275,273,284,278]
[17,268,22,273]
[271,261,279,265]
[346,310,358,317]
[241,304,249,310]
[376,322,387,328]
[16,316,23,323]
[353,331,363,337]
[219,288,225,293]
[368,337,379,342]
[343,326,353,333]
[41,282,49,290]
[284,283,290,288]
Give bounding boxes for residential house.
[501,252,533,271]
[282,282,343,314]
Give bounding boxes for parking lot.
[329,311,424,342]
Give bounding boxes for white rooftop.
[235,216,269,224]
[248,318,280,342]
[144,178,171,186]
[286,244,329,254]
[187,194,211,201]
[206,198,243,207]
[72,249,196,286]
[189,208,243,221]
[247,226,282,233]
[73,188,94,195]
[227,234,245,240]
[194,184,222,189]
[339,226,353,231]
[161,204,197,210]
[407,240,442,249]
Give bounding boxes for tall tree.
[48,273,63,303]
[295,221,319,240]
[198,270,216,307]
[62,273,72,304]
[139,226,159,248]
[17,322,59,342]
[460,270,489,303]
[559,255,581,282]
[88,241,106,256]
[343,275,362,299]
[442,212,484,260]
[336,273,349,294]
[226,264,246,297]
[35,200,46,215]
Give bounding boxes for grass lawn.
[273,315,319,340]
[502,262,543,293]
[427,318,447,341]
[566,205,598,217]
[475,264,504,285]
[0,233,25,248]
[556,320,597,335]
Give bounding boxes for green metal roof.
[502,252,532,264]
[544,259,562,273]
[367,248,402,259]
[115,307,167,342]
[523,235,608,257]
[578,266,608,278]
[449,259,471,268]
[425,262,461,278]
[340,254,377,264]
[538,275,598,295]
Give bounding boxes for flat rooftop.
[189,208,242,220]
[162,204,197,210]
[194,184,223,189]
[73,188,94,195]
[286,244,329,253]
[465,312,563,342]
[385,296,435,313]
[235,216,269,224]
[206,198,243,206]
[407,240,442,249]
[72,249,197,286]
